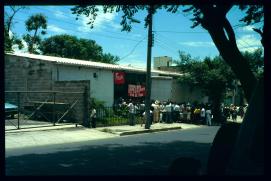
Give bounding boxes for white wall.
[151,78,172,102]
[171,79,208,103]
[55,65,114,106]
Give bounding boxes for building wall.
[5,55,54,92]
[151,78,172,102]
[171,79,208,104]
[5,54,208,108]
[53,80,90,124]
[56,65,114,107]
[5,55,90,124]
[153,56,172,69]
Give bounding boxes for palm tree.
[23,13,47,54]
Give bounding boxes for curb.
[5,124,82,133]
[119,126,182,136]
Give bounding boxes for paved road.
[6,126,220,175]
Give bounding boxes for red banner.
[128,84,145,97]
[114,72,125,84]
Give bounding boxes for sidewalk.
[5,123,203,150]
[96,123,200,136]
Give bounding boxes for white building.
[153,56,172,70]
[5,53,208,106]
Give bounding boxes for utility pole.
[145,5,154,129]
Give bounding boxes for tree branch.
[223,18,237,46]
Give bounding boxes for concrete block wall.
[53,80,90,124]
[5,55,54,105]
[5,55,90,125]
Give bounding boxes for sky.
[5,5,263,68]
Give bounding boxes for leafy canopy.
[40,34,120,64]
[176,52,235,97]
[23,13,47,54]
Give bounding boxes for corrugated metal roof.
[151,76,173,79]
[6,53,183,77]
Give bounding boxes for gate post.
[53,92,56,126]
[83,86,90,127]
[17,92,20,129]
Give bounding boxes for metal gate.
[5,91,86,131]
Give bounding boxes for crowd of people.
[115,98,215,126]
[221,104,247,122]
[117,97,249,126]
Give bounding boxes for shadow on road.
[6,140,211,175]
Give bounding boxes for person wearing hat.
[152,100,160,124]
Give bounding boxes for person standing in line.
[90,107,97,128]
[128,100,137,126]
[186,104,191,123]
[142,109,153,126]
[152,100,160,124]
[232,106,238,122]
[173,103,180,122]
[200,106,206,125]
[238,105,245,119]
[193,106,201,124]
[165,101,173,123]
[159,102,164,123]
[205,106,212,126]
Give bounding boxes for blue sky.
[5,5,263,68]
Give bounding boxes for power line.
[27,6,147,33]
[119,36,147,60]
[13,16,145,43]
[155,32,181,50]
[19,9,147,39]
[155,30,207,34]
[235,34,256,47]
[155,32,202,57]
[154,38,178,53]
[154,41,180,58]
[154,39,179,56]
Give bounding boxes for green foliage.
[242,48,264,78]
[177,52,235,100]
[101,53,120,64]
[4,26,24,53]
[40,34,119,64]
[238,5,264,25]
[23,13,47,54]
[71,5,176,32]
[4,26,13,52]
[89,97,106,109]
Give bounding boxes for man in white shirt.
[200,107,206,124]
[165,102,173,123]
[173,103,180,122]
[90,107,97,128]
[128,100,137,126]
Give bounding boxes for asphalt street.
[6,126,220,175]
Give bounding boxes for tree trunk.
[206,25,257,102]
[209,92,223,124]
[199,6,258,102]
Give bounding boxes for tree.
[40,34,120,64]
[4,6,26,52]
[101,53,120,64]
[70,4,263,104]
[182,4,263,103]
[176,52,235,123]
[242,48,264,79]
[23,13,47,54]
[5,6,27,33]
